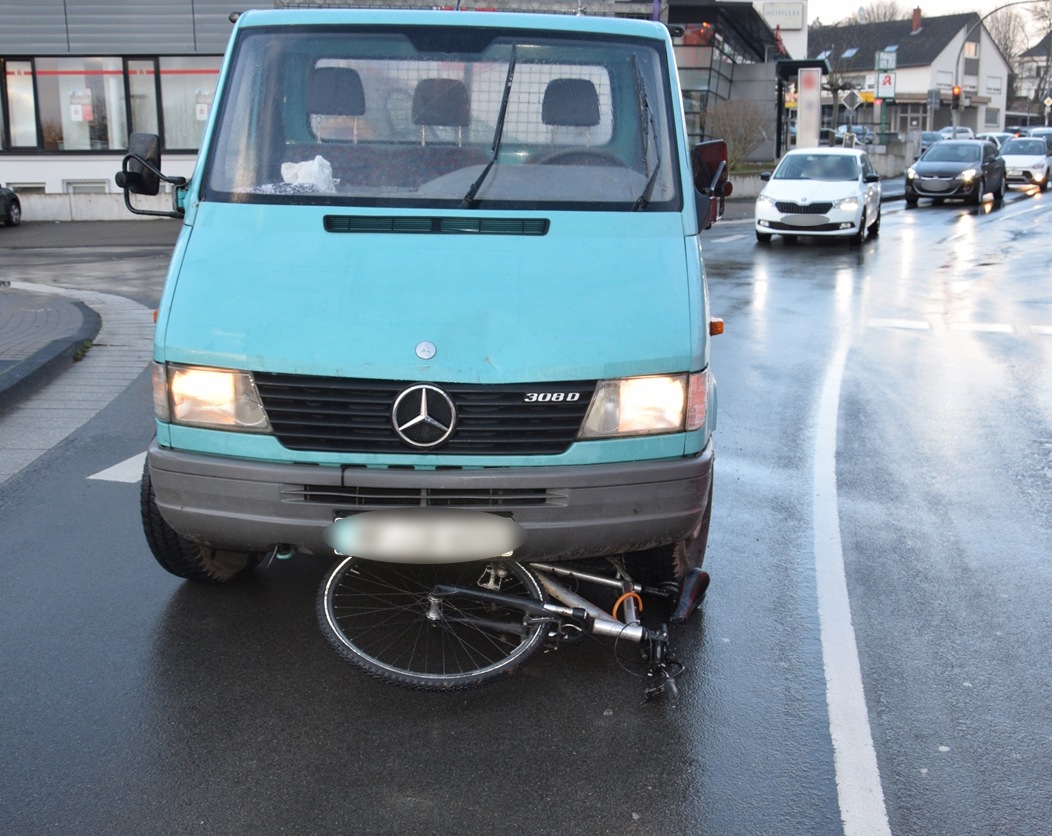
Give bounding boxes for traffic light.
[951,85,961,110]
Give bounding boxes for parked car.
[905,139,1007,205]
[917,130,942,158]
[938,126,975,139]
[1026,126,1052,140]
[1,186,21,227]
[999,136,1052,191]
[755,147,882,244]
[836,124,876,145]
[976,131,1013,149]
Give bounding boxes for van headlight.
[154,362,271,431]
[578,372,707,438]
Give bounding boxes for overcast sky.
[805,0,1048,30]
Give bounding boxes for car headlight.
[756,193,776,208]
[832,196,860,210]
[579,372,707,438]
[906,168,917,179]
[154,362,271,432]
[959,168,977,183]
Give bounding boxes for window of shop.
[159,56,220,150]
[5,60,38,147]
[35,57,126,150]
[127,59,159,135]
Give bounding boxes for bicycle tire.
[318,557,548,691]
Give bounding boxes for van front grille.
[253,373,595,455]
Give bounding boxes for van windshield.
[203,24,681,211]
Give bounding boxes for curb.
[0,300,102,414]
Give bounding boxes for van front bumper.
[147,440,714,561]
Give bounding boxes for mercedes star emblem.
[391,384,456,448]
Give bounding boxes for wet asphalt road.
[1,190,1050,834]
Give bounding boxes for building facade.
[0,0,783,194]
[807,11,1011,139]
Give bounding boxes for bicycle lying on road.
[316,555,710,703]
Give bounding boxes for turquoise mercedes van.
[118,7,727,586]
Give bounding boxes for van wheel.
[140,459,259,582]
[624,482,712,585]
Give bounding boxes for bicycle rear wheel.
[318,557,548,691]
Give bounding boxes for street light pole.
[951,0,1048,130]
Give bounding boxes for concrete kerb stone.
[0,291,102,415]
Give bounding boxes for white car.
[939,126,975,139]
[999,136,1052,191]
[755,147,883,244]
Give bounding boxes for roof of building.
[1021,31,1051,59]
[808,12,980,72]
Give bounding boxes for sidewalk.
[0,220,177,414]
[0,284,101,414]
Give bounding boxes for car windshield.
[922,132,940,142]
[1001,139,1045,155]
[923,144,980,162]
[203,24,680,211]
[773,153,860,181]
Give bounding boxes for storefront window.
[159,56,220,149]
[128,59,159,135]
[5,60,38,147]
[35,57,126,150]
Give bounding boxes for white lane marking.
[814,334,892,836]
[868,318,931,330]
[1031,326,1052,336]
[88,451,146,483]
[950,323,1014,333]
[710,234,746,243]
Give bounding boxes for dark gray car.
[905,139,1006,206]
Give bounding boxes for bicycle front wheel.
[318,558,548,691]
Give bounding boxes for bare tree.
[843,0,908,25]
[988,8,1030,101]
[701,100,771,169]
[988,8,1029,66]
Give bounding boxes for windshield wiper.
[461,46,517,208]
[631,56,661,211]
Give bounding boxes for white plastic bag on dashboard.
[280,155,335,192]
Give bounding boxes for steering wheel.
[537,149,629,167]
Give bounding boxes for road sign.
[1045,96,1052,108]
[875,50,897,71]
[877,73,895,100]
[840,89,862,111]
[928,88,941,111]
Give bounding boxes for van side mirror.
[115,132,187,218]
[691,139,733,231]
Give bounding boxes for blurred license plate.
[325,508,526,563]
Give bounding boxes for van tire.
[624,482,712,585]
[140,459,259,583]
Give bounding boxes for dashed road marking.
[868,318,931,330]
